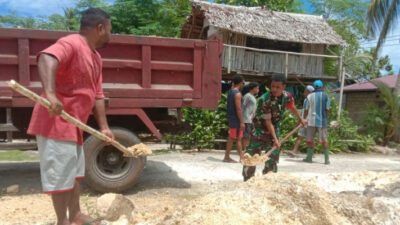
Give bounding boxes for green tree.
[63,8,79,31]
[0,12,38,28]
[366,0,399,64]
[76,0,108,12]
[109,0,190,37]
[366,0,400,97]
[310,0,395,79]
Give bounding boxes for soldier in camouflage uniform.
[243,74,307,181]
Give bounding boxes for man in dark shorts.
[223,75,245,163]
[242,74,307,181]
[27,8,113,225]
[242,82,259,151]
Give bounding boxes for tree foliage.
[310,0,394,79]
[0,0,395,78]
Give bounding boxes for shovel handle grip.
[266,123,303,157]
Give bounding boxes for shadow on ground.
[124,160,191,195]
[0,161,41,195]
[0,160,191,196]
[206,156,225,163]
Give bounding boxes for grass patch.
[0,150,39,161]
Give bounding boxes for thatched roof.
[183,1,346,46]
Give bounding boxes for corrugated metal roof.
[341,75,398,92]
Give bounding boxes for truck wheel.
[84,127,146,193]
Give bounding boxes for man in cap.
[288,85,314,156]
[303,80,331,164]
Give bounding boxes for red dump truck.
[0,28,222,192]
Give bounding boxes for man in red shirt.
[27,8,113,225]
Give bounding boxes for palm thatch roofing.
[182,1,346,46]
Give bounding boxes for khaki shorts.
[306,127,328,143]
[298,127,306,137]
[36,135,85,193]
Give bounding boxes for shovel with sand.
[242,123,303,166]
[8,80,152,158]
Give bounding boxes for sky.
[0,0,398,74]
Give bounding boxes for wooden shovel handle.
[8,80,137,157]
[266,123,303,157]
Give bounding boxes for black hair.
[80,8,110,30]
[247,82,259,90]
[271,74,287,85]
[241,82,259,96]
[232,75,244,85]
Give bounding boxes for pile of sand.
[153,172,400,225]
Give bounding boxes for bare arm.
[37,54,63,115]
[289,107,307,126]
[304,110,309,120]
[234,93,245,130]
[93,98,114,140]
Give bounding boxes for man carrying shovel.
[27,8,112,225]
[242,74,307,181]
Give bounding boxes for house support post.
[284,53,288,79]
[228,45,232,74]
[337,56,345,121]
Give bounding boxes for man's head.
[304,85,314,97]
[270,74,286,97]
[313,80,323,90]
[232,75,245,89]
[80,8,111,49]
[248,82,259,95]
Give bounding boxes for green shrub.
[164,94,228,150]
[361,104,388,144]
[166,92,374,152]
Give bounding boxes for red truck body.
[0,28,222,138]
[0,28,222,192]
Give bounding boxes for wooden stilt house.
[181,1,347,82]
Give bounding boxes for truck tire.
[84,127,146,193]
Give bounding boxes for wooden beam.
[224,44,340,58]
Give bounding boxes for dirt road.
[0,151,399,224]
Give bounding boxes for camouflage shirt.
[252,91,294,142]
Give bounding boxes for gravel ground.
[0,151,399,224]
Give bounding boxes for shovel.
[8,80,151,158]
[242,123,303,166]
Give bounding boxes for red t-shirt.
[27,34,104,145]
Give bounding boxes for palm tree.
[63,8,79,31]
[367,0,400,91]
[366,0,399,63]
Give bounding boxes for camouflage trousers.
[242,141,281,181]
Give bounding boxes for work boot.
[324,149,330,165]
[303,148,313,163]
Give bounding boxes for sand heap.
[154,172,400,225]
